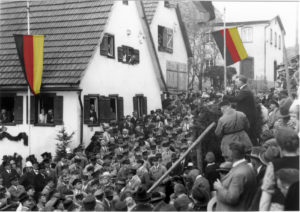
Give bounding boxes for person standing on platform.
[223,75,258,145]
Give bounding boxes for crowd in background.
[0,75,299,211]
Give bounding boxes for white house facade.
[213,16,284,89]
[0,0,166,160]
[143,1,192,94]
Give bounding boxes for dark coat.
[20,171,36,189]
[34,173,49,193]
[0,169,19,188]
[132,203,153,211]
[224,85,257,144]
[204,163,220,191]
[166,162,183,177]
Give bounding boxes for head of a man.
[228,142,246,162]
[276,168,299,197]
[219,100,231,114]
[236,75,247,88]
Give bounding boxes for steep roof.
[0,0,113,88]
[142,0,159,24]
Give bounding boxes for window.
[122,0,128,5]
[166,61,187,91]
[270,29,273,45]
[158,25,173,53]
[0,94,23,125]
[100,33,115,58]
[133,95,147,118]
[84,95,124,124]
[29,94,63,126]
[279,35,281,49]
[164,1,175,8]
[275,32,277,47]
[117,45,139,65]
[241,27,253,42]
[205,59,214,67]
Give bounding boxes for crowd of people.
[0,75,299,211]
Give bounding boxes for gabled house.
[142,0,192,94]
[0,0,166,160]
[213,16,285,89]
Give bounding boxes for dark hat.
[156,153,162,159]
[142,151,148,156]
[248,146,266,160]
[150,144,156,150]
[162,141,169,147]
[122,159,130,165]
[72,178,82,186]
[238,75,248,83]
[104,189,114,198]
[216,161,232,173]
[279,107,290,118]
[91,170,101,178]
[219,100,231,108]
[151,156,158,162]
[38,163,45,170]
[133,186,151,202]
[269,99,279,107]
[90,179,99,186]
[63,198,76,211]
[41,152,49,158]
[150,192,165,203]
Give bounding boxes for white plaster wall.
[149,2,188,79]
[265,19,284,84]
[80,1,162,145]
[0,91,80,162]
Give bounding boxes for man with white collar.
[214,142,257,211]
[224,75,257,145]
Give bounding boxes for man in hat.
[8,176,25,201]
[125,168,141,193]
[224,75,257,145]
[19,161,35,190]
[136,160,150,188]
[215,100,253,160]
[72,178,87,197]
[161,141,173,166]
[166,153,183,177]
[34,163,49,197]
[268,99,280,128]
[204,152,219,191]
[248,146,267,211]
[151,191,176,211]
[171,183,192,211]
[82,195,96,211]
[132,186,153,211]
[214,142,257,211]
[149,156,167,184]
[0,161,18,188]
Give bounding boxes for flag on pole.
[212,27,248,66]
[14,34,44,95]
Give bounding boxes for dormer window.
[100,33,115,58]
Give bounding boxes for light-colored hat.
[25,161,33,167]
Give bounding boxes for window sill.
[158,46,173,54]
[34,123,56,127]
[0,122,17,126]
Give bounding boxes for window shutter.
[167,28,173,52]
[133,96,138,115]
[117,97,124,122]
[142,96,147,115]
[133,49,139,64]
[14,96,23,124]
[29,96,36,124]
[108,35,115,58]
[100,35,108,56]
[162,27,168,49]
[99,96,113,122]
[117,46,123,62]
[158,26,164,50]
[54,96,63,125]
[84,95,90,124]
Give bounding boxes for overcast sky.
[213,1,299,48]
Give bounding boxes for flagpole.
[26,0,31,155]
[223,7,227,90]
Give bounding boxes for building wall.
[265,18,284,86]
[149,2,189,88]
[214,20,283,89]
[80,1,162,145]
[0,91,80,162]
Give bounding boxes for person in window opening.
[89,104,98,124]
[38,108,47,124]
[46,109,54,124]
[0,109,10,123]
